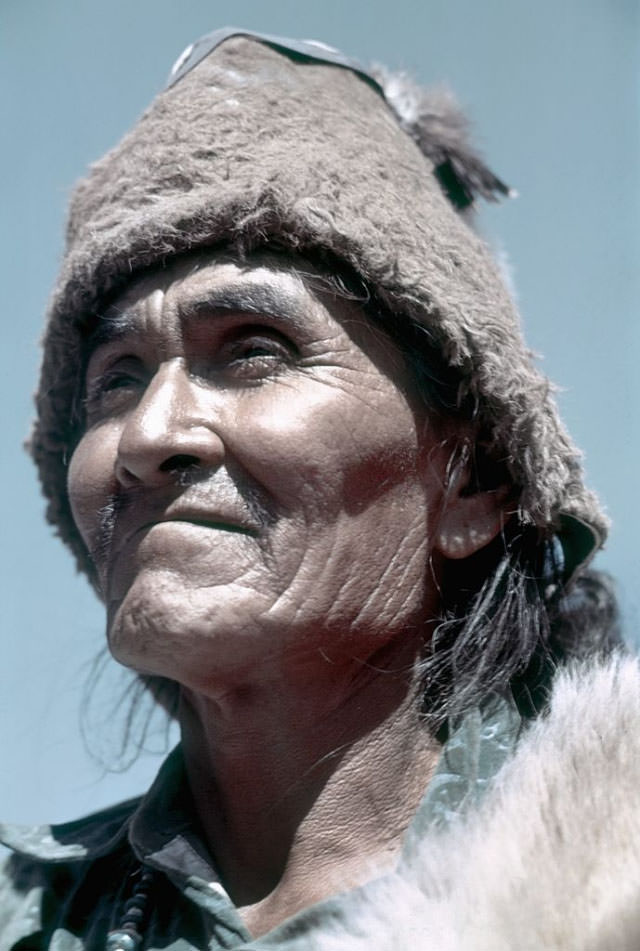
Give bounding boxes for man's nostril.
[159,454,200,473]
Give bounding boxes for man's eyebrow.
[86,282,313,351]
[178,283,311,331]
[86,308,137,350]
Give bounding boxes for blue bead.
[105,931,141,951]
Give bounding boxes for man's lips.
[122,508,260,543]
[98,497,262,568]
[143,515,258,535]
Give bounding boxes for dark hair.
[80,252,622,767]
[353,266,622,724]
[329,263,623,726]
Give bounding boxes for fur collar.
[299,653,640,951]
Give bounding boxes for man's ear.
[434,459,514,560]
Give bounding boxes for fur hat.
[31,29,607,584]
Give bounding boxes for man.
[1,29,638,951]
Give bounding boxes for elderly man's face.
[68,252,453,692]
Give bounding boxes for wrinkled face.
[68,252,453,692]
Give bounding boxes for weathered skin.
[67,250,509,936]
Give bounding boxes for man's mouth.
[146,516,258,535]
[92,489,264,571]
[117,509,261,551]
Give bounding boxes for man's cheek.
[67,436,112,551]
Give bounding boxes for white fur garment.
[302,654,640,951]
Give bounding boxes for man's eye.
[239,343,281,358]
[84,367,146,419]
[218,332,294,379]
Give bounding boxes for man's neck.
[178,641,439,937]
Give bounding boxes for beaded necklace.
[106,866,155,950]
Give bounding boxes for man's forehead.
[111,248,329,302]
[86,250,334,348]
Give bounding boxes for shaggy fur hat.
[31,29,607,584]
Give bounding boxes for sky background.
[1,0,638,825]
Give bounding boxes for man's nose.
[115,362,224,487]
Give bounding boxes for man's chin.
[102,570,278,686]
[103,573,184,674]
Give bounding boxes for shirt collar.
[128,745,220,885]
[0,747,211,877]
[0,796,136,861]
